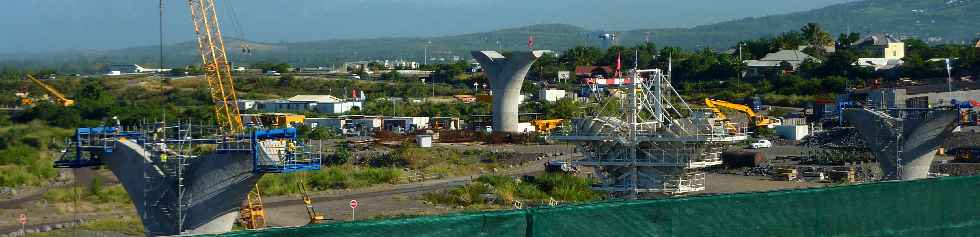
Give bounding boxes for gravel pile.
[801,127,868,150]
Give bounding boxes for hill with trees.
[1,0,978,73]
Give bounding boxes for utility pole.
[738,43,744,83]
[946,58,953,104]
[159,0,165,71]
[424,40,432,65]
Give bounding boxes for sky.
[0,0,857,53]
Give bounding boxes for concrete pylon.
[843,108,959,180]
[103,140,261,236]
[471,50,544,133]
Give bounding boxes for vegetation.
[43,180,131,205]
[0,121,69,187]
[257,166,403,196]
[25,216,144,237]
[424,174,603,209]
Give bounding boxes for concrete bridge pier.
[844,108,959,180]
[101,140,261,236]
[471,50,544,133]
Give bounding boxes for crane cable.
[223,0,252,55]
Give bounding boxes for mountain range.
[2,0,978,72]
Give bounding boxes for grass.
[258,165,404,196]
[43,177,131,205]
[24,216,144,237]
[0,121,70,187]
[424,174,604,209]
[257,146,506,196]
[43,185,130,204]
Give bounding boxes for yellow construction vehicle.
[18,75,75,107]
[255,113,306,128]
[298,180,327,225]
[531,119,564,133]
[704,98,782,129]
[239,184,266,229]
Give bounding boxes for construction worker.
[160,153,168,163]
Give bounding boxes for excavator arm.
[704,98,778,128]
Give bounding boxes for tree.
[380,70,403,81]
[837,33,861,48]
[561,46,602,67]
[800,23,833,47]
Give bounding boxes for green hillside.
[2,0,978,73]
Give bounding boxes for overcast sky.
[0,0,856,53]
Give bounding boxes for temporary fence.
[211,175,980,237]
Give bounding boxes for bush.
[426,174,603,208]
[352,167,402,185]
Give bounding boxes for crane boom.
[26,75,75,107]
[187,0,243,133]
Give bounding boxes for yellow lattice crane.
[187,0,244,134]
[186,0,264,229]
[19,75,75,107]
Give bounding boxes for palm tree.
[801,23,833,47]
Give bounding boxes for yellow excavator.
[704,98,781,129]
[16,75,75,107]
[298,180,327,225]
[239,185,267,229]
[531,119,564,133]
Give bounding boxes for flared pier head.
[471,50,545,133]
[843,108,959,180]
[103,140,261,236]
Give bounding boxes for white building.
[744,50,819,76]
[258,95,362,114]
[854,58,904,71]
[383,117,430,132]
[105,64,172,75]
[539,89,568,102]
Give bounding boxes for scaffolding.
[553,69,746,198]
[53,121,322,233]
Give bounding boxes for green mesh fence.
[212,176,980,237]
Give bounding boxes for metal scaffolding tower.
[554,69,746,198]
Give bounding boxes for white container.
[775,125,810,141]
[416,135,433,148]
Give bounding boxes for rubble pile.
[801,127,868,150]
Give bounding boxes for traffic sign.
[18,213,26,225]
[350,200,359,209]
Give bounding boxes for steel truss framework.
[554,69,746,198]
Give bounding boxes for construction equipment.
[239,184,266,229]
[704,98,781,129]
[252,113,306,128]
[18,75,75,107]
[188,0,244,134]
[188,0,267,228]
[298,180,327,225]
[531,119,564,133]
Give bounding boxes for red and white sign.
[349,200,359,209]
[18,213,26,225]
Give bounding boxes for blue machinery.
[55,125,321,174]
[250,127,321,173]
